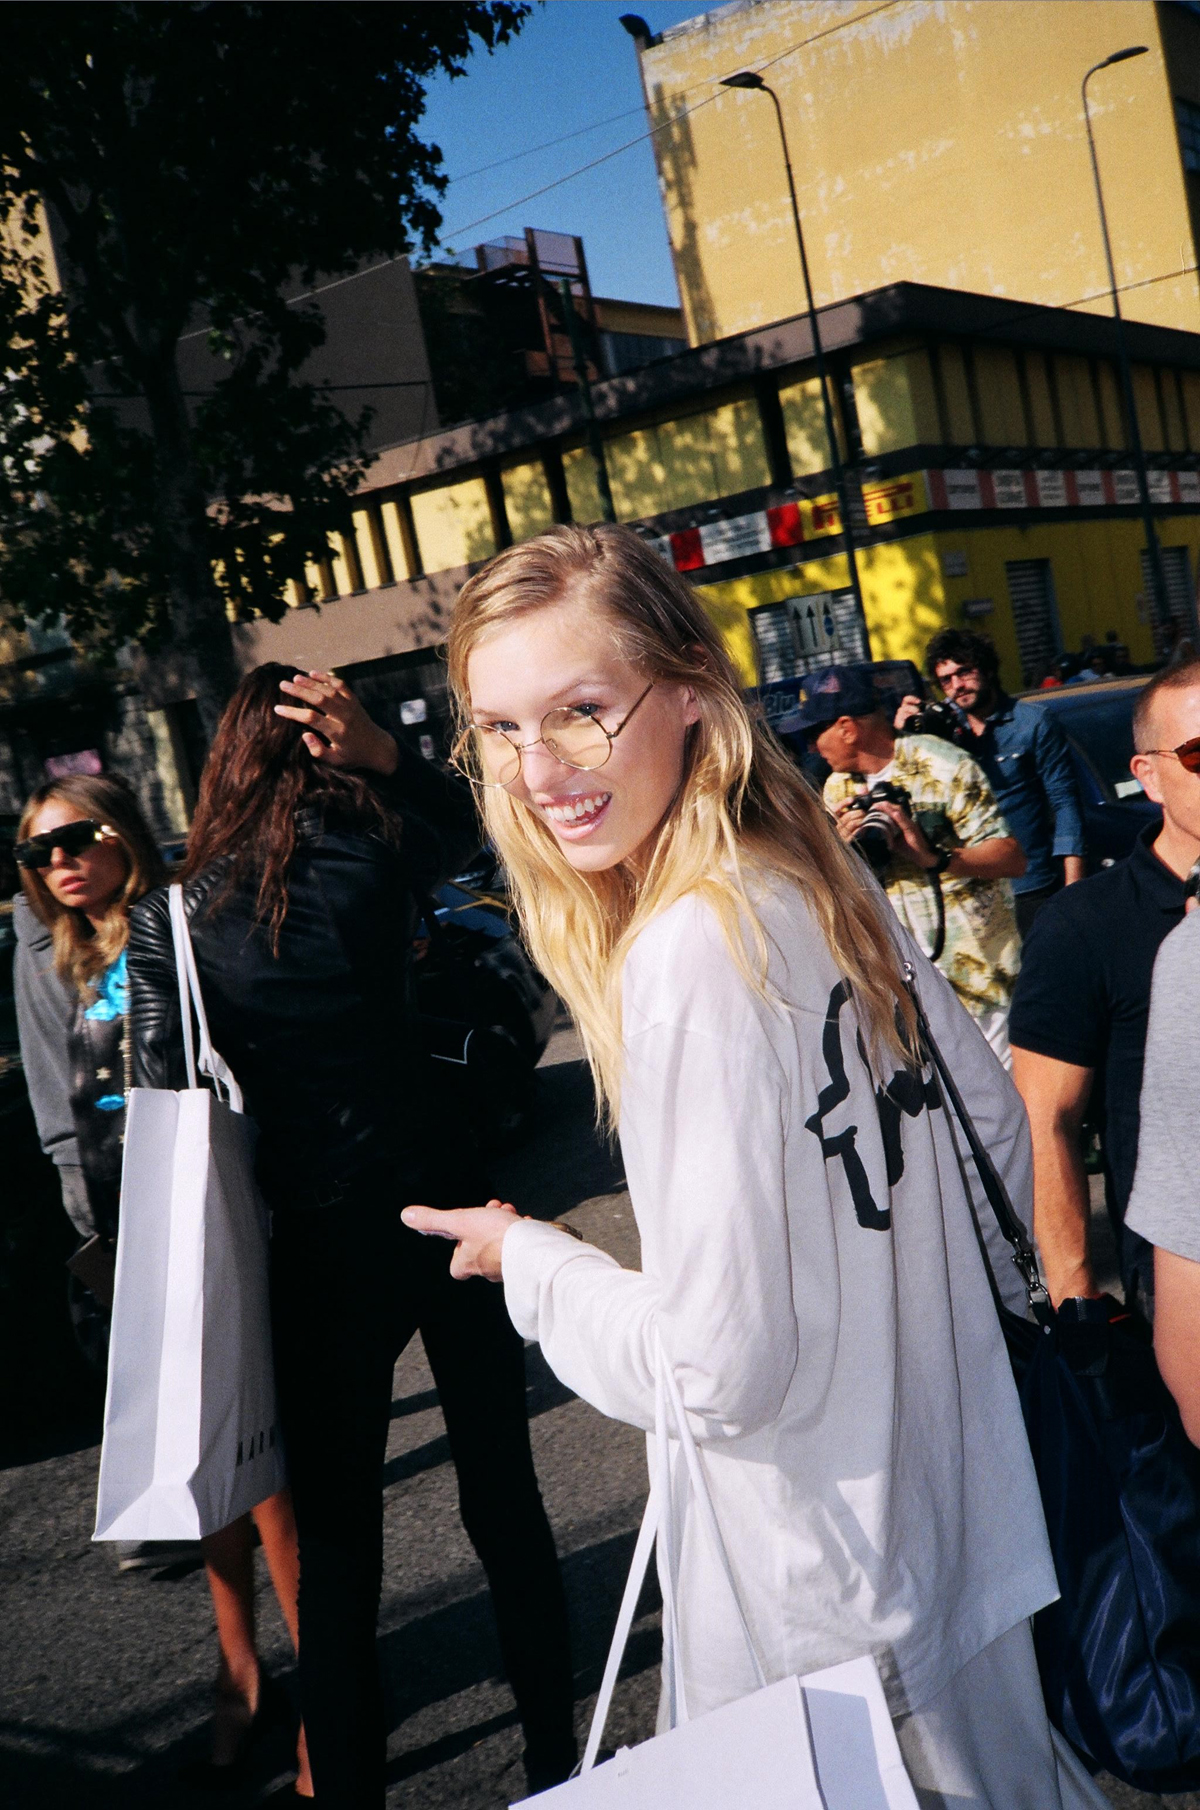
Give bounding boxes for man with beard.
[897,629,1085,936]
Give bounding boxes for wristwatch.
[930,848,954,875]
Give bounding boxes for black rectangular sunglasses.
[14,818,105,870]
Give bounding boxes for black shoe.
[181,1673,290,1788]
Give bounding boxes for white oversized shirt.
[502,880,1056,1717]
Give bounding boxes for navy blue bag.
[909,974,1200,1794]
[1014,1299,1200,1792]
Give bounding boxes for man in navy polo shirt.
[898,629,1085,936]
[1009,656,1200,1313]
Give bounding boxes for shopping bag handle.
[168,884,244,1112]
[580,1325,767,1774]
[901,961,1048,1316]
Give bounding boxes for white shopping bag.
[94,885,285,1541]
[515,1332,919,1810]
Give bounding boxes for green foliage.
[0,0,529,664]
[0,243,158,652]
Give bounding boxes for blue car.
[1016,677,1160,871]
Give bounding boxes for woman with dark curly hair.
[127,663,575,1809]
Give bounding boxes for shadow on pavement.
[491,1055,624,1221]
[0,1679,303,1810]
[390,1385,441,1421]
[379,1525,660,1736]
[0,1405,103,1474]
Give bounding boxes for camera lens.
[850,811,896,873]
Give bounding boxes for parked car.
[1016,676,1160,870]
[415,848,558,1147]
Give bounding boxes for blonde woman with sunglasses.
[404,524,1108,1809]
[15,775,312,1795]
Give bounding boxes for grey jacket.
[13,891,79,1168]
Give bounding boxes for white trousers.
[893,1620,1110,1810]
[972,1006,1012,1071]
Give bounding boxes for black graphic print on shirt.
[804,981,939,1231]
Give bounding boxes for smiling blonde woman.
[406,524,1108,1809]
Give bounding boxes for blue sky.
[419,2,706,309]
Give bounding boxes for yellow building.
[222,9,1200,739]
[632,0,1200,343]
[231,278,1200,732]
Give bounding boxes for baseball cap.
[790,664,881,736]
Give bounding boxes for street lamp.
[720,69,868,654]
[1081,46,1172,644]
[618,15,658,51]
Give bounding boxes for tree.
[0,1,528,729]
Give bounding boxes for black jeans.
[271,1195,576,1808]
[1015,880,1063,940]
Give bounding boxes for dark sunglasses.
[14,818,109,869]
[1142,737,1200,775]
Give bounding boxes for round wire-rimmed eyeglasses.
[453,683,655,790]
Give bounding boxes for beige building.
[634,0,1200,344]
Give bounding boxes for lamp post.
[1082,46,1171,645]
[720,69,868,655]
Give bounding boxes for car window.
[1036,693,1143,799]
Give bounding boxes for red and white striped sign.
[651,467,1200,576]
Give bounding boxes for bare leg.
[251,1487,300,1646]
[200,1515,261,1765]
[251,1488,313,1798]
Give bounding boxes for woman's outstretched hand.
[275,671,399,775]
[402,1200,519,1282]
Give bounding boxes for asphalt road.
[0,1020,658,1809]
[0,1021,1194,1808]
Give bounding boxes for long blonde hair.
[449,524,916,1122]
[18,774,166,1000]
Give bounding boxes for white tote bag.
[515,1330,919,1810]
[94,884,286,1541]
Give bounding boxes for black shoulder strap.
[903,962,1049,1316]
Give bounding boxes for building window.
[749,591,866,684]
[1176,97,1200,174]
[1004,560,1062,683]
[750,602,799,684]
[409,478,496,573]
[599,330,687,377]
[1142,546,1197,642]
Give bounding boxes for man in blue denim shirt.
[898,629,1085,936]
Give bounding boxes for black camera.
[849,780,913,873]
[901,699,960,742]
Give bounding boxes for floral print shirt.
[824,734,1020,1018]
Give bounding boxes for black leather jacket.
[67,983,126,1241]
[127,764,474,1211]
